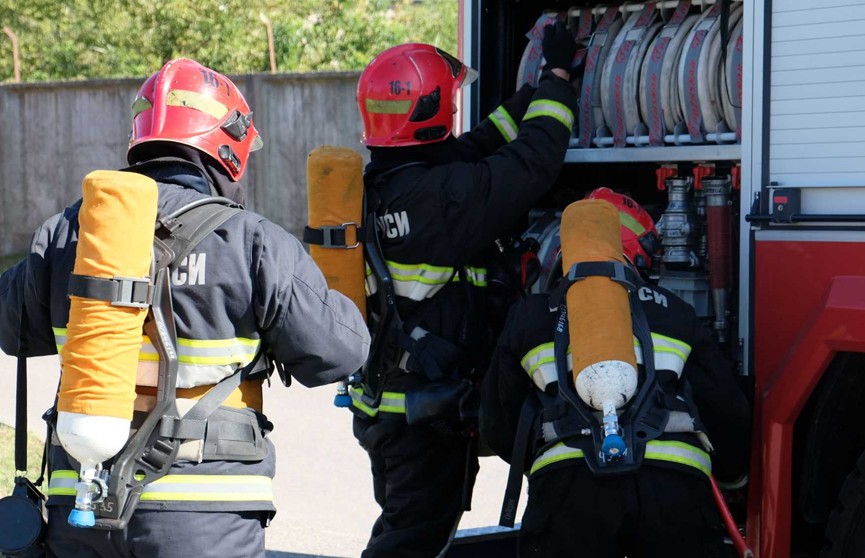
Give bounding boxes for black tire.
[822,450,865,557]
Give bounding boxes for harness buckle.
[320,222,361,249]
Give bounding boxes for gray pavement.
[0,353,526,557]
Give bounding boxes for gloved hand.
[542,20,577,73]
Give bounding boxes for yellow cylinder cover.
[58,170,158,420]
[561,199,637,386]
[307,146,367,320]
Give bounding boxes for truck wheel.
[822,450,865,557]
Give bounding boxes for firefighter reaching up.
[341,20,579,558]
[479,189,752,558]
[0,58,370,558]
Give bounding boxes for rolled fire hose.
[56,170,158,527]
[561,199,637,457]
[600,3,661,146]
[722,17,744,136]
[705,4,743,132]
[639,11,700,138]
[516,13,558,89]
[578,8,625,147]
[677,1,725,142]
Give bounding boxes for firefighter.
[480,189,752,558]
[0,58,370,558]
[350,21,579,558]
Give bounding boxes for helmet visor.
[435,47,478,88]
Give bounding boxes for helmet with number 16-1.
[128,58,263,182]
[357,43,478,147]
[587,187,662,270]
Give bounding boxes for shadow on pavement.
[266,552,346,558]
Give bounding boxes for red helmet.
[128,58,263,181]
[357,43,478,147]
[587,187,661,269]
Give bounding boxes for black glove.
[542,20,577,73]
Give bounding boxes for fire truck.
[448,0,865,557]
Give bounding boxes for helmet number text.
[389,80,411,95]
[199,69,232,97]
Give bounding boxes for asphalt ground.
[0,353,526,557]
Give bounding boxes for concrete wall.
[0,71,366,256]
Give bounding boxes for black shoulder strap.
[154,197,242,272]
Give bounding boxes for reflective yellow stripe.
[521,342,572,390]
[140,474,273,502]
[453,266,488,288]
[47,470,78,496]
[49,470,275,502]
[530,440,710,477]
[348,387,406,416]
[54,329,261,367]
[166,89,229,119]
[349,386,378,417]
[490,105,518,142]
[634,333,692,377]
[387,259,455,301]
[644,440,711,476]
[619,211,646,237]
[524,99,575,131]
[529,443,584,476]
[365,98,413,114]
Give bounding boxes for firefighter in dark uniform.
[350,22,579,558]
[480,189,752,558]
[0,59,370,558]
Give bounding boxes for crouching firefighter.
[480,189,752,558]
[305,25,578,558]
[0,58,369,558]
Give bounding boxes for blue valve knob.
[68,508,96,528]
[601,433,626,458]
[334,393,352,408]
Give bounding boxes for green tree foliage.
[0,0,458,82]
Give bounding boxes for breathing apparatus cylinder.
[306,146,366,407]
[56,170,158,527]
[561,200,638,458]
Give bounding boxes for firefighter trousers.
[44,506,267,558]
[519,465,727,558]
[353,414,480,558]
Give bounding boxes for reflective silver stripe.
[530,440,710,476]
[521,342,572,390]
[348,387,406,416]
[634,333,692,377]
[387,260,455,301]
[523,99,575,131]
[644,440,711,476]
[140,474,273,502]
[490,105,518,142]
[47,470,78,496]
[529,443,584,475]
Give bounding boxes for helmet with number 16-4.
[357,43,478,147]
[128,58,263,182]
[587,187,662,270]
